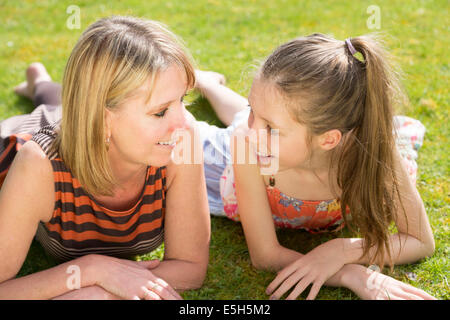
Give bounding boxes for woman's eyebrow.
[150,90,188,111]
[150,100,172,111]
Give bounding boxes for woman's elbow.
[423,237,435,258]
[184,259,209,290]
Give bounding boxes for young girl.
[0,16,209,299]
[194,33,436,300]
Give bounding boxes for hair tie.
[345,38,357,55]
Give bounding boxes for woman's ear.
[318,129,342,151]
[104,108,113,140]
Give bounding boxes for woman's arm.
[0,141,188,300]
[0,141,98,299]
[148,122,210,291]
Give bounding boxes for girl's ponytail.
[339,36,406,269]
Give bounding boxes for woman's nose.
[170,104,187,129]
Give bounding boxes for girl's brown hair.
[259,33,407,269]
[53,16,195,196]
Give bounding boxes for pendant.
[269,175,275,187]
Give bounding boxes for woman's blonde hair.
[53,16,195,196]
[259,33,408,269]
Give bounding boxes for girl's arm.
[340,147,435,266]
[231,126,349,287]
[264,147,436,299]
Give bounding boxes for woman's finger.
[147,280,179,300]
[142,287,161,300]
[153,278,183,300]
[137,259,161,269]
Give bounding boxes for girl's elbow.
[249,252,273,271]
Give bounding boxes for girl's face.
[247,78,317,173]
[106,64,190,169]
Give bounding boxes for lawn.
[0,0,448,299]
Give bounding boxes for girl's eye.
[154,108,168,118]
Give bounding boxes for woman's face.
[106,64,190,169]
[246,78,314,173]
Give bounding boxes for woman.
[0,16,210,300]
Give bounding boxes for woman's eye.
[154,108,168,118]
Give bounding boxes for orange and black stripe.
[0,133,32,187]
[28,124,167,262]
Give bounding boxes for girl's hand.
[345,264,437,300]
[88,255,182,300]
[266,239,345,300]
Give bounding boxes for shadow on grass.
[11,95,36,116]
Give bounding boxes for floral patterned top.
[220,164,348,234]
[265,187,348,233]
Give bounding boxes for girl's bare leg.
[194,70,248,127]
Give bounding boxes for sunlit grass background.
[0,0,448,299]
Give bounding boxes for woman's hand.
[343,264,437,300]
[266,239,346,300]
[52,285,122,300]
[87,255,182,300]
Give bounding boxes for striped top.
[30,123,166,262]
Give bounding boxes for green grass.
[1,0,448,299]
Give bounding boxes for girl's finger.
[399,283,437,300]
[266,260,304,295]
[269,269,309,300]
[306,279,325,300]
[284,276,314,300]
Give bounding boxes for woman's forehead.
[133,65,188,106]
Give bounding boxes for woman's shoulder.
[3,140,54,222]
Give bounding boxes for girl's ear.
[318,129,342,151]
